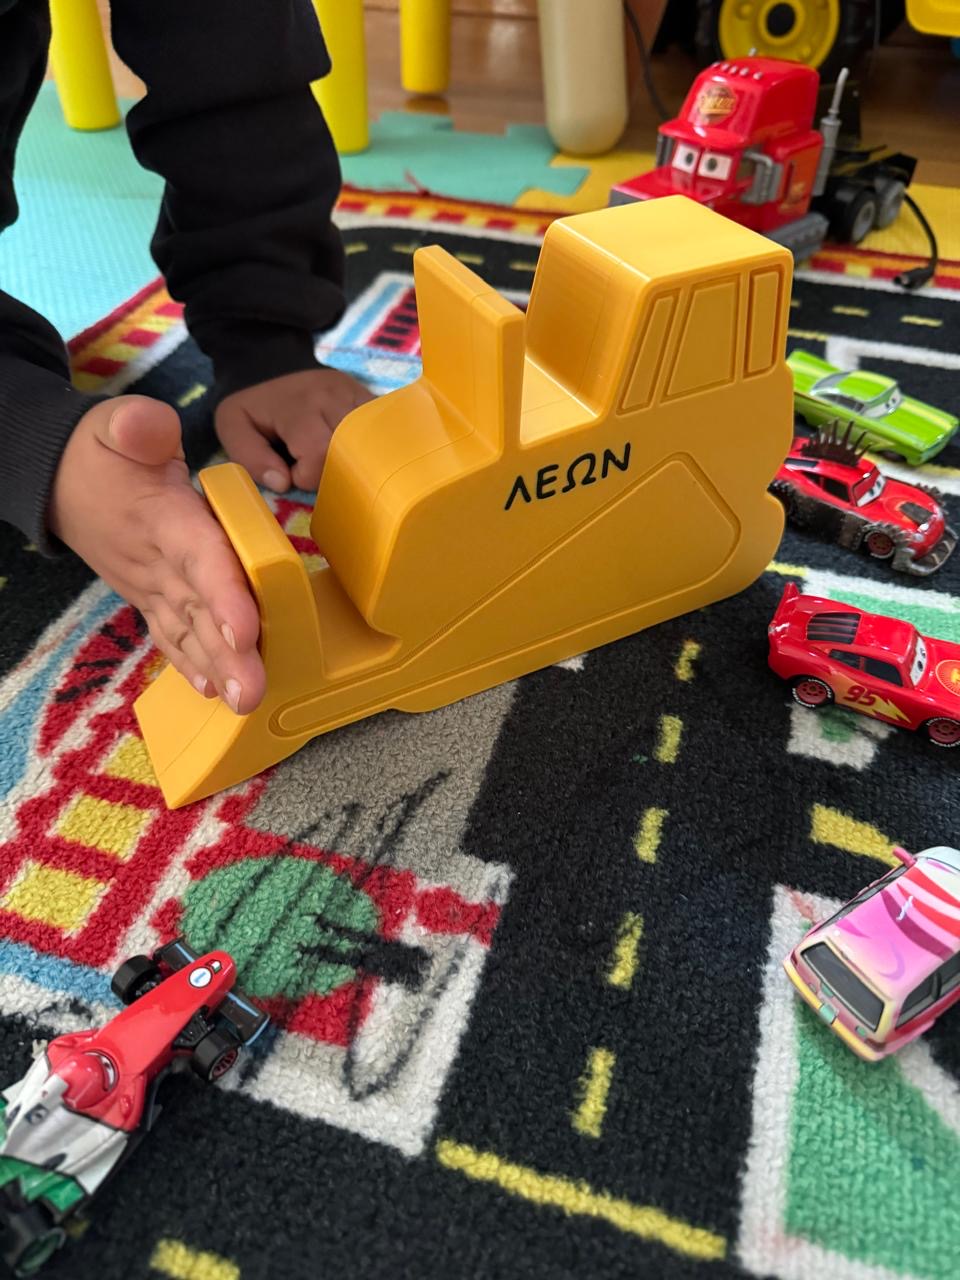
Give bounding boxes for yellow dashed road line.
[788,326,831,343]
[634,807,667,863]
[810,804,899,867]
[654,715,682,764]
[831,304,869,318]
[509,260,538,272]
[767,560,809,578]
[900,314,942,328]
[572,1047,616,1138]
[150,1239,239,1280]
[0,576,6,592]
[391,242,418,255]
[674,640,701,682]
[436,1140,728,1261]
[608,912,643,989]
[176,382,207,408]
[345,241,368,254]
[455,251,485,265]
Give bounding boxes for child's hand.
[214,368,373,493]
[48,397,266,715]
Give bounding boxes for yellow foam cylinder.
[48,0,120,132]
[311,0,369,155]
[537,0,628,155]
[400,0,452,95]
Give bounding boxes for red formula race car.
[0,939,267,1276]
[771,426,956,576]
[769,583,960,747]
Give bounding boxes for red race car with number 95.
[768,583,960,748]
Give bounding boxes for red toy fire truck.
[611,58,916,260]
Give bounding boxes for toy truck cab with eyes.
[611,57,915,260]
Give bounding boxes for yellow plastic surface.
[905,0,960,34]
[400,0,452,95]
[49,0,121,132]
[311,0,369,154]
[136,197,794,808]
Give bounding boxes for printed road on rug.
[1,194,959,1280]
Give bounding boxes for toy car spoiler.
[156,938,268,1045]
[770,581,801,630]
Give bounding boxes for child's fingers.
[351,382,376,410]
[215,403,291,492]
[178,534,262,663]
[155,491,262,660]
[181,601,267,716]
[282,416,333,492]
[145,596,241,710]
[140,606,214,698]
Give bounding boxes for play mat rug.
[1,192,959,1280]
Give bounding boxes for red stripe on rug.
[68,277,166,354]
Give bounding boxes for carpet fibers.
[1,193,960,1280]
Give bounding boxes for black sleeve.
[111,0,347,404]
[0,0,107,551]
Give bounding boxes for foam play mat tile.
[0,86,161,341]
[340,112,589,204]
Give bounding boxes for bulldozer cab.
[313,197,791,646]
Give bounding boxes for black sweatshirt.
[0,0,345,550]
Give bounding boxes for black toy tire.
[875,179,906,230]
[191,1029,241,1083]
[111,955,161,1005]
[838,190,879,244]
[1,1204,66,1277]
[693,0,904,81]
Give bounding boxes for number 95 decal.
[843,683,877,707]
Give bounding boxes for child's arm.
[112,0,370,491]
[0,1,107,551]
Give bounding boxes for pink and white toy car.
[784,845,960,1061]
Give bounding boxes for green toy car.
[788,350,959,466]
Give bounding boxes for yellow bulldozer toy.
[136,196,794,808]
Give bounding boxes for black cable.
[622,0,671,123]
[893,192,938,290]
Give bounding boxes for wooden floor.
[85,2,960,187]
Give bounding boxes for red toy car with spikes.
[0,939,267,1276]
[769,583,960,747]
[771,425,956,575]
